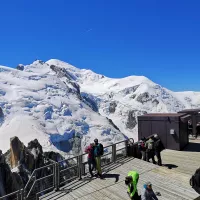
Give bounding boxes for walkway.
[40,140,200,200]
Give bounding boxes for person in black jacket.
[153,134,164,166]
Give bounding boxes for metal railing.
[0,138,134,200]
[0,189,23,200]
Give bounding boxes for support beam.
[192,114,197,138]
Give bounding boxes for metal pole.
[125,140,128,157]
[78,155,82,180]
[192,114,197,138]
[112,144,116,163]
[21,189,24,200]
[54,163,59,191]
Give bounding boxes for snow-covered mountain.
[0,59,200,153]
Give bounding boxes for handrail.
[0,137,134,200]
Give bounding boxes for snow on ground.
[0,59,200,153]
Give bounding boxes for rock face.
[10,137,41,172]
[0,107,4,126]
[109,102,117,113]
[10,136,25,168]
[136,92,152,104]
[16,64,24,71]
[1,137,68,197]
[126,111,137,129]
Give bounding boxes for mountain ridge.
[0,59,199,153]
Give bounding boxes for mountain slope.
[0,61,125,153]
[46,59,200,139]
[1,59,200,153]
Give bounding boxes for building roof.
[139,113,187,117]
[178,109,200,114]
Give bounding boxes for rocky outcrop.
[152,99,159,105]
[10,136,25,168]
[10,137,41,172]
[109,102,117,113]
[126,111,137,129]
[136,92,152,104]
[0,107,4,126]
[81,94,98,112]
[1,137,77,198]
[16,64,24,71]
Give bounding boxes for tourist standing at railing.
[138,137,147,161]
[93,138,104,178]
[85,143,96,177]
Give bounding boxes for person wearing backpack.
[145,137,156,164]
[138,137,146,161]
[153,134,164,166]
[94,138,103,178]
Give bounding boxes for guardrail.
[0,138,134,200]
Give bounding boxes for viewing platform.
[40,140,200,200]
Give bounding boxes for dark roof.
[178,109,200,114]
[139,113,187,117]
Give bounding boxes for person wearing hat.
[141,182,158,200]
[125,171,139,200]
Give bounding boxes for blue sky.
[0,0,200,91]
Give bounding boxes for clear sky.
[0,0,200,91]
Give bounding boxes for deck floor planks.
[41,140,200,200]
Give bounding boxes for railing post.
[112,144,116,163]
[54,163,59,191]
[125,140,128,157]
[78,155,82,180]
[20,189,24,200]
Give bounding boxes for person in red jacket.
[85,143,96,177]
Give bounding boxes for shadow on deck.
[183,140,200,152]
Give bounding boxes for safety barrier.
[0,138,134,200]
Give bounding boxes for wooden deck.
[40,140,200,200]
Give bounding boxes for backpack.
[138,140,145,151]
[147,140,154,150]
[98,143,104,156]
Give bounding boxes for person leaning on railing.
[85,143,96,178]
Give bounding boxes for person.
[138,137,146,161]
[85,143,95,177]
[145,137,156,164]
[0,150,7,199]
[141,182,158,200]
[153,134,164,166]
[190,167,200,194]
[93,138,103,178]
[196,123,200,139]
[125,171,139,200]
[0,150,5,164]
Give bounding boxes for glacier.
[0,59,200,154]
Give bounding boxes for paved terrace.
[40,140,200,200]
